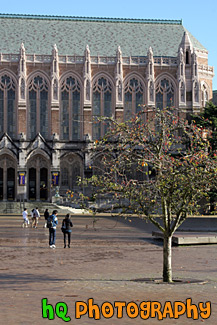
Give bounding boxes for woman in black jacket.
[43,209,50,228]
[62,214,73,248]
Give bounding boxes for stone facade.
[0,15,214,201]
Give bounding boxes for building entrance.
[40,168,48,200]
[29,168,36,200]
[7,168,15,200]
[27,155,50,201]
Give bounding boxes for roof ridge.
[0,13,182,25]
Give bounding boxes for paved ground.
[0,215,217,324]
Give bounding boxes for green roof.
[0,13,206,57]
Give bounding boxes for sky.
[1,0,217,89]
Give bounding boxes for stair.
[0,201,72,215]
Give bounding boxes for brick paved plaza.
[0,214,217,324]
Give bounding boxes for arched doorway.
[7,167,15,200]
[0,155,17,201]
[0,168,3,200]
[27,154,50,201]
[40,167,48,200]
[29,168,36,200]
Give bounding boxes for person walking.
[48,210,58,248]
[30,209,35,228]
[22,208,29,228]
[32,207,40,228]
[61,214,73,248]
[43,209,49,228]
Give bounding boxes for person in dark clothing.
[43,209,50,228]
[48,210,58,249]
[62,214,73,248]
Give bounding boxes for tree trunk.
[163,235,172,283]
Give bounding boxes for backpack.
[33,209,39,217]
[47,216,53,229]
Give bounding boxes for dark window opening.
[186,91,192,102]
[186,51,189,64]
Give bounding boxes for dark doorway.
[29,168,36,200]
[0,168,3,200]
[40,168,48,200]
[7,168,15,200]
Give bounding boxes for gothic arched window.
[92,77,112,140]
[0,74,16,138]
[60,76,81,140]
[60,158,83,191]
[155,78,175,110]
[124,78,144,121]
[28,75,49,139]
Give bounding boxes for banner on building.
[19,172,26,186]
[52,172,59,186]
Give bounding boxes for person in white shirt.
[22,208,29,228]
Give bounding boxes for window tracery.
[28,75,49,139]
[60,156,83,190]
[155,78,175,110]
[0,74,16,138]
[124,77,144,121]
[60,76,81,140]
[61,167,69,186]
[92,77,112,140]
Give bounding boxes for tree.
[192,101,217,212]
[79,109,217,283]
[192,101,217,151]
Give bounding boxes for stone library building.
[0,13,214,201]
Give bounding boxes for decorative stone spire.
[51,44,59,102]
[179,31,192,52]
[83,45,91,106]
[192,49,198,78]
[18,43,27,101]
[192,49,199,107]
[146,47,155,106]
[177,47,186,106]
[115,46,123,106]
[51,44,59,76]
[19,43,26,76]
[115,46,123,78]
[178,48,185,78]
[147,47,154,78]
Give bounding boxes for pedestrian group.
[21,207,73,249]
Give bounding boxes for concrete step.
[0,201,72,215]
[152,231,217,245]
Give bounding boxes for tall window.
[28,75,49,139]
[92,77,112,140]
[60,76,81,140]
[0,74,16,138]
[61,167,69,187]
[60,159,82,190]
[124,78,144,120]
[156,78,175,110]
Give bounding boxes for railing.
[91,56,116,64]
[59,55,84,64]
[1,52,214,73]
[198,64,214,75]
